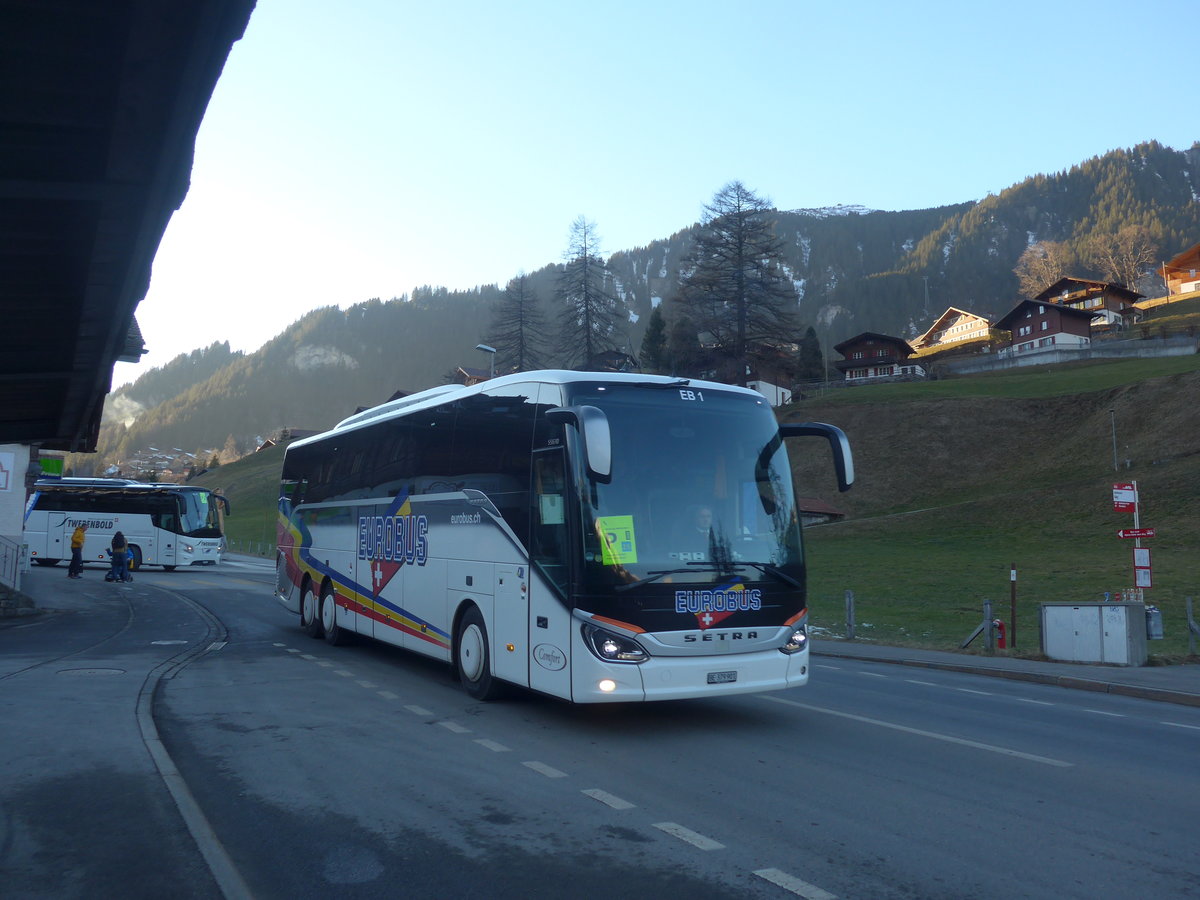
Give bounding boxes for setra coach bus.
[275,371,852,703]
[26,478,230,571]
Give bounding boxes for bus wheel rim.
[459,624,485,682]
[321,592,335,631]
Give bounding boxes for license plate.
[707,670,737,684]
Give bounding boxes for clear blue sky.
[114,0,1198,386]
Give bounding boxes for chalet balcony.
[834,354,904,372]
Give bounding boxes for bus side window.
[532,451,569,597]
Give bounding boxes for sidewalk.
[813,639,1200,708]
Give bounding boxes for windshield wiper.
[731,561,804,589]
[614,562,723,593]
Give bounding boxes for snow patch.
[293,345,360,371]
[651,296,662,308]
[817,304,850,327]
[789,204,875,218]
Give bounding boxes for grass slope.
[787,354,1200,660]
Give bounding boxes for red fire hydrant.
[992,618,1007,649]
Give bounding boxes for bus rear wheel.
[34,558,60,567]
[301,581,323,639]
[128,545,143,571]
[321,582,348,646]
[456,606,504,701]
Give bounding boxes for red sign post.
[1117,528,1156,539]
[1112,482,1137,513]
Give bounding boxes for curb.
[815,651,1200,709]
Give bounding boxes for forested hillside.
[83,140,1200,472]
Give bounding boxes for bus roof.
[34,478,220,494]
[294,370,764,451]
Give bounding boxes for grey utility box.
[1040,602,1148,667]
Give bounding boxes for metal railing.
[0,534,23,591]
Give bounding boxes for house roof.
[1034,277,1144,303]
[1165,241,1200,272]
[0,0,256,450]
[833,332,915,355]
[795,497,846,518]
[993,298,1096,331]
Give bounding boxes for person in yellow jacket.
[68,524,87,578]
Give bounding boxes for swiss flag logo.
[695,608,736,630]
[370,557,403,599]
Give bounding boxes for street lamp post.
[475,343,496,379]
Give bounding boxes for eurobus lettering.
[275,370,852,703]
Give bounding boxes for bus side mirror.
[546,405,612,482]
[780,422,854,492]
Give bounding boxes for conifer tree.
[487,273,548,373]
[555,216,620,369]
[675,181,800,378]
[639,305,668,374]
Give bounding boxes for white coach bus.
[26,478,230,570]
[275,371,852,703]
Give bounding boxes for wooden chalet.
[833,332,924,382]
[911,307,1002,354]
[993,299,1095,356]
[1161,242,1200,297]
[796,497,847,527]
[1034,277,1143,328]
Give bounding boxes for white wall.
[0,444,31,538]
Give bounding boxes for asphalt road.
[3,559,1198,899]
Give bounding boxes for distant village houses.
[1034,277,1143,329]
[833,333,925,383]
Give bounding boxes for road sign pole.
[1010,564,1017,651]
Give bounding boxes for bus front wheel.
[456,606,503,701]
[321,583,347,647]
[301,581,323,639]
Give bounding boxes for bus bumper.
[570,646,809,703]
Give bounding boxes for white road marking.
[858,671,887,678]
[285,648,300,654]
[475,739,510,752]
[316,661,334,668]
[652,822,724,850]
[334,670,354,677]
[956,688,993,696]
[438,721,471,734]
[356,680,377,689]
[754,868,838,899]
[582,789,635,810]
[404,705,432,716]
[273,642,287,647]
[905,679,937,686]
[814,664,842,670]
[523,761,568,778]
[1018,698,1054,706]
[1083,709,1126,718]
[377,691,399,700]
[1161,721,1200,731]
[761,695,1072,767]
[300,654,318,661]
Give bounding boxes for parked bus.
[26,478,230,571]
[275,371,852,702]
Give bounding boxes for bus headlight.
[780,624,809,655]
[582,624,648,664]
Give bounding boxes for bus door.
[527,447,572,698]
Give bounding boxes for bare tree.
[487,273,548,373]
[555,216,620,368]
[1083,225,1158,289]
[1014,240,1074,297]
[675,181,800,377]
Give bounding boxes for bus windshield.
[563,383,802,601]
[177,489,222,537]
